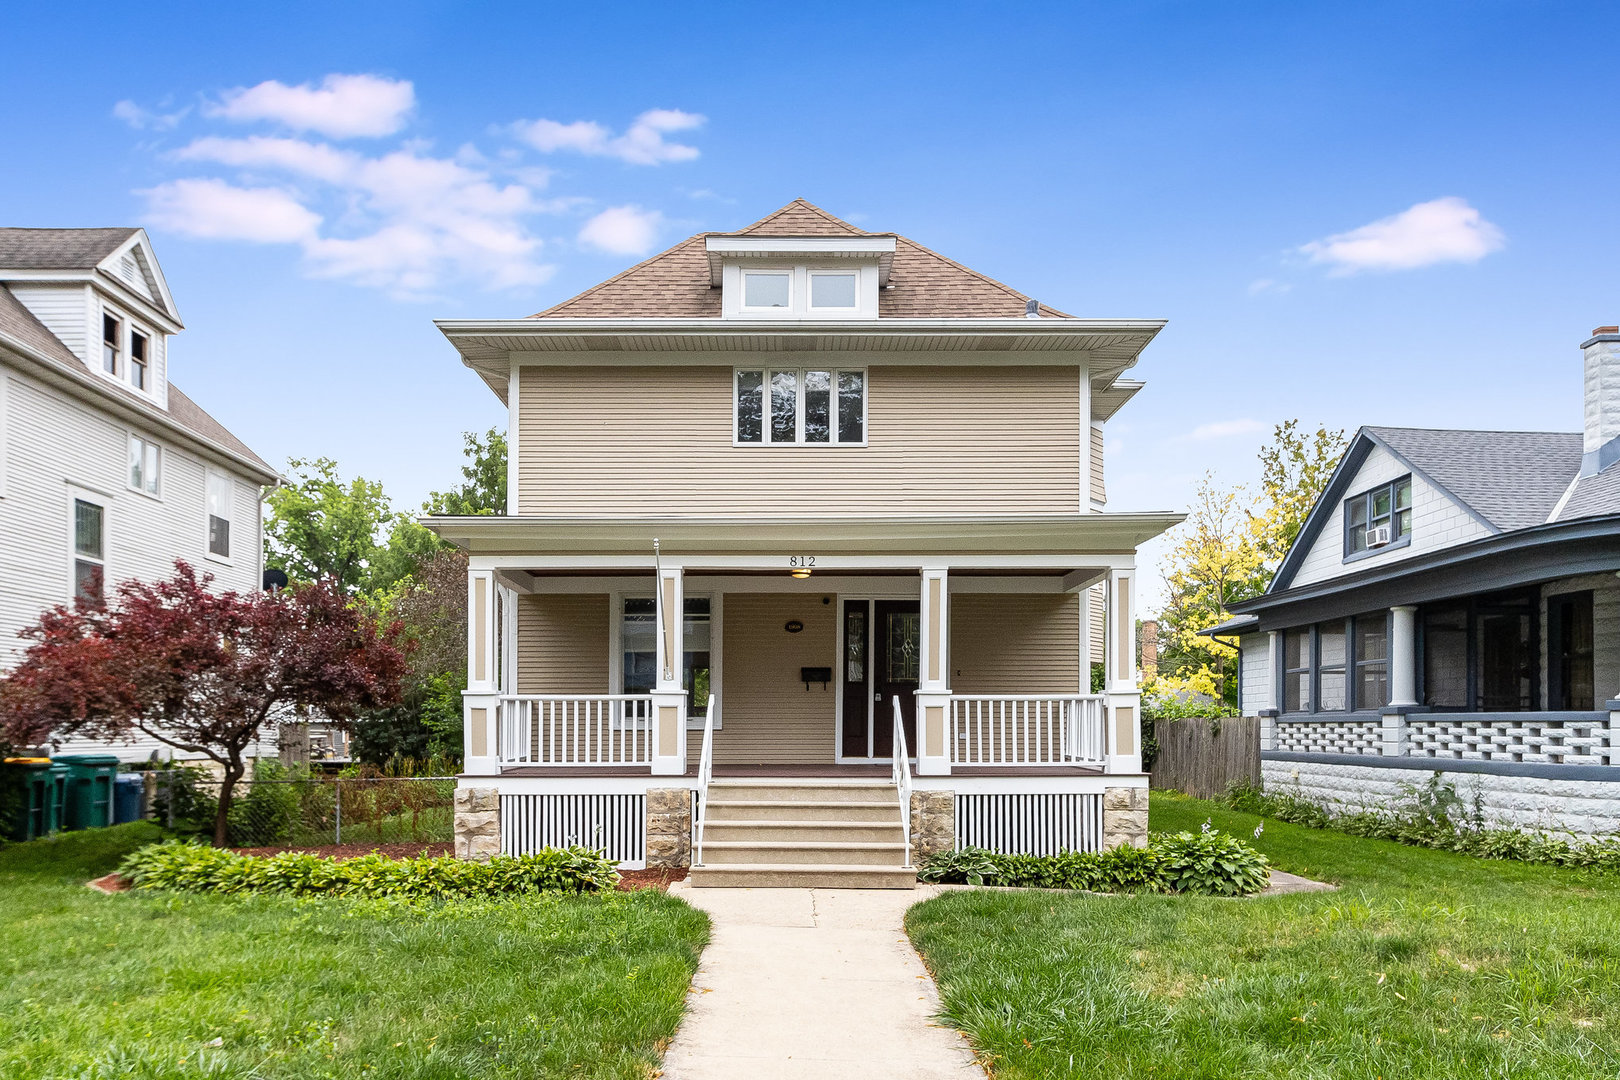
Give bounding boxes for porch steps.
[691,780,915,889]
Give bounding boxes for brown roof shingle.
[0,227,140,270]
[534,199,1070,319]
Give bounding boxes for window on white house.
[809,271,857,309]
[1318,620,1347,711]
[130,331,149,391]
[73,497,105,604]
[207,472,231,558]
[735,369,866,445]
[742,271,791,309]
[128,435,159,495]
[1283,628,1310,712]
[1345,476,1413,557]
[102,313,121,375]
[1354,612,1389,709]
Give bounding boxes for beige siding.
[517,364,1082,515]
[951,593,1083,694]
[703,594,837,765]
[516,594,609,694]
[1089,425,1105,503]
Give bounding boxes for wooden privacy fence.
[1149,715,1261,798]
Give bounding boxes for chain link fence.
[141,768,455,849]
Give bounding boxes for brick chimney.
[1582,325,1620,476]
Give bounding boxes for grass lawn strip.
[907,792,1620,1079]
[0,823,709,1080]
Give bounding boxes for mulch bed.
[616,867,687,892]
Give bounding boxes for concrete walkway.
[660,883,985,1079]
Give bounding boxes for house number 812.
[788,556,816,568]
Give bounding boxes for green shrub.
[119,840,619,898]
[916,830,1269,897]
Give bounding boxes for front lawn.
[0,824,709,1079]
[907,792,1620,1079]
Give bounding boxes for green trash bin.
[2,758,69,841]
[55,754,119,831]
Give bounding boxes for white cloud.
[113,99,189,131]
[578,205,663,255]
[1247,277,1292,296]
[514,108,705,165]
[1184,418,1267,441]
[208,74,415,138]
[174,135,358,182]
[1299,197,1504,274]
[141,178,321,243]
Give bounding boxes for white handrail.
[892,696,913,869]
[693,693,718,867]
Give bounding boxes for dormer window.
[709,236,894,319]
[102,314,121,375]
[130,331,149,390]
[808,271,858,310]
[742,271,791,310]
[1344,476,1412,559]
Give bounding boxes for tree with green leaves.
[423,428,507,517]
[264,458,430,598]
[1255,420,1347,563]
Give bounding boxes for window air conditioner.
[1365,524,1393,548]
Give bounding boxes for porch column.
[463,567,499,776]
[1389,605,1419,707]
[1261,629,1282,751]
[915,566,952,776]
[1104,567,1143,774]
[650,563,687,776]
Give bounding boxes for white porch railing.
[892,696,913,867]
[948,694,1107,767]
[693,694,718,867]
[497,695,655,766]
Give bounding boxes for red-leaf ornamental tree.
[0,562,410,845]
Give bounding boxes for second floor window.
[1345,476,1412,557]
[735,368,865,445]
[207,472,232,559]
[73,497,105,605]
[128,435,159,495]
[102,314,121,375]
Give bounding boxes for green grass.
[0,824,709,1079]
[907,791,1620,1079]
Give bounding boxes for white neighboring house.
[0,227,278,762]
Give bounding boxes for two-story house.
[1212,325,1620,835]
[428,200,1181,885]
[0,228,276,761]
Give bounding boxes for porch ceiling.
[422,512,1184,560]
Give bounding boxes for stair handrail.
[693,693,717,867]
[892,696,913,869]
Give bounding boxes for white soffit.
[704,236,897,286]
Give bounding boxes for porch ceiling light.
[791,567,812,579]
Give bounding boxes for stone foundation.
[909,789,955,862]
[1102,786,1149,849]
[647,788,692,867]
[453,786,501,861]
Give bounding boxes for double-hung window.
[73,496,106,604]
[206,472,232,559]
[130,331,149,391]
[735,368,865,445]
[128,435,159,496]
[1345,476,1413,557]
[620,597,713,723]
[102,313,121,375]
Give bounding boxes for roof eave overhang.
[420,511,1185,559]
[1228,515,1620,630]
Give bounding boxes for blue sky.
[4,2,1616,604]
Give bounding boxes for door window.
[887,611,920,682]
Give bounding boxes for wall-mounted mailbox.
[801,666,832,690]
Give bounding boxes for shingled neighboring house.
[0,227,278,760]
[1211,325,1620,834]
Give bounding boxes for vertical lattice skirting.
[954,793,1104,855]
[500,794,648,867]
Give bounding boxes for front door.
[872,600,920,759]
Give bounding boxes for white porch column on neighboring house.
[650,563,687,776]
[1104,567,1143,774]
[1390,605,1419,707]
[915,565,952,776]
[1262,629,1282,751]
[463,567,500,776]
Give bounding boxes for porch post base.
[463,692,500,777]
[914,692,952,775]
[1105,691,1143,775]
[649,692,688,776]
[910,789,955,863]
[454,786,501,861]
[646,788,692,867]
[1102,786,1149,850]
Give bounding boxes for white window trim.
[100,307,122,378]
[128,326,151,393]
[126,432,162,500]
[67,484,109,604]
[97,303,157,398]
[806,269,860,311]
[739,269,794,313]
[732,367,869,447]
[204,468,234,565]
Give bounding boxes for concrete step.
[688,863,917,890]
[700,839,911,866]
[703,799,902,823]
[702,819,906,844]
[706,781,897,804]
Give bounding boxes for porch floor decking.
[495,763,1104,778]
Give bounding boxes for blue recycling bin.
[114,774,144,824]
